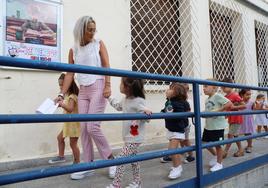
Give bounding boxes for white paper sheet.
[36,98,59,114]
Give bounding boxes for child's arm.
[108,97,123,111]
[136,99,152,115]
[218,101,233,112]
[229,95,246,110]
[136,99,152,123]
[58,98,75,113]
[143,108,152,115]
[214,94,233,112]
[253,101,263,110]
[230,101,246,110]
[137,104,152,115]
[263,103,268,110]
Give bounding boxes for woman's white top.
[72,39,104,86]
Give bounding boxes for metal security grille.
[255,21,268,87]
[209,0,249,83]
[130,0,200,92]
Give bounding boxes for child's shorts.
[202,129,224,142]
[166,130,185,140]
[228,124,241,135]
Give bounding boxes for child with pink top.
[238,89,255,153]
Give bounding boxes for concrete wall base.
[207,164,268,188]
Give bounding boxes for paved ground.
[1,138,268,188]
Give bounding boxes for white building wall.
[0,0,267,162]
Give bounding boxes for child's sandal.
[233,150,244,157]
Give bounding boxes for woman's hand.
[103,85,111,98]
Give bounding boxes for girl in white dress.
[254,94,268,136]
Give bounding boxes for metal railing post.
[193,83,203,188]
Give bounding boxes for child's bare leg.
[234,135,243,152]
[247,139,252,147]
[224,134,233,153]
[182,139,193,157]
[207,147,216,156]
[243,133,252,148]
[179,140,186,158]
[169,139,182,167]
[257,125,262,133]
[70,137,80,163]
[233,137,244,157]
[215,145,223,164]
[264,126,268,132]
[235,140,242,151]
[57,131,65,157]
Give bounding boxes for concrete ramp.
[0,139,268,188]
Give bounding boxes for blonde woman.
[56,16,116,180]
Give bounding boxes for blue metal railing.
[0,56,268,188]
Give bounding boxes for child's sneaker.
[48,156,66,164]
[125,182,141,188]
[209,157,217,167]
[70,170,95,180]
[210,162,223,172]
[184,156,195,163]
[245,147,252,153]
[108,166,117,179]
[168,165,183,179]
[160,156,172,163]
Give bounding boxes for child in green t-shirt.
[202,79,232,172]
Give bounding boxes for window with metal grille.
[130,0,182,86]
[210,9,234,81]
[209,1,246,83]
[255,21,268,87]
